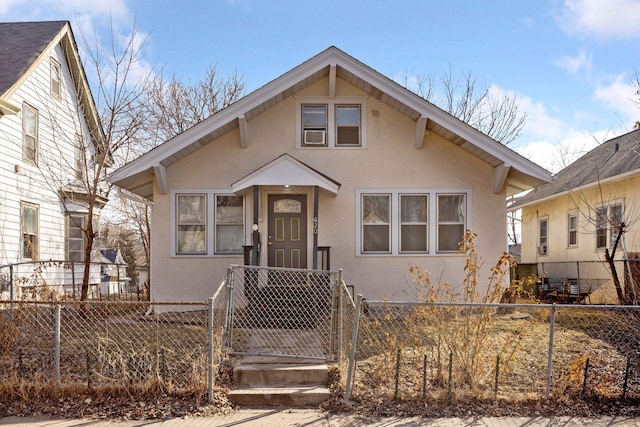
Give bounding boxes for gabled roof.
[510,129,640,209]
[109,46,552,199]
[0,21,104,145]
[232,154,341,195]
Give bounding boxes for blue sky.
[3,0,640,172]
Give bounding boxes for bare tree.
[397,67,526,145]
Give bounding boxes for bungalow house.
[0,21,106,298]
[510,129,640,304]
[109,47,552,303]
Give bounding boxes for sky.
[2,0,640,173]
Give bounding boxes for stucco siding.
[149,76,508,302]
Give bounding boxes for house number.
[313,217,318,234]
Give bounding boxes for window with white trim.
[51,58,61,98]
[21,202,39,260]
[596,201,623,250]
[22,103,38,164]
[357,189,469,256]
[568,211,577,247]
[67,214,85,262]
[173,191,244,256]
[298,96,366,148]
[538,217,548,256]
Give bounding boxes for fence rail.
[345,300,640,403]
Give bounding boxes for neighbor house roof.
[510,128,640,209]
[0,20,104,145]
[109,46,552,200]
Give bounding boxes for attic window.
[297,96,367,148]
[51,58,61,98]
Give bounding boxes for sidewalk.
[2,410,640,427]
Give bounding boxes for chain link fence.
[344,300,640,404]
[0,288,229,400]
[225,265,355,364]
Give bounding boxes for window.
[22,103,38,163]
[437,194,466,253]
[335,105,360,146]
[400,195,428,253]
[302,105,327,146]
[361,194,391,253]
[568,212,577,247]
[21,203,39,260]
[357,189,470,256]
[75,134,84,180]
[67,214,85,262]
[538,218,548,255]
[596,202,623,250]
[298,96,366,148]
[176,194,207,255]
[173,191,245,256]
[51,58,61,98]
[215,195,243,254]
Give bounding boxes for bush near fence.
[346,301,640,409]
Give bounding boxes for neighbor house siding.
[0,42,95,266]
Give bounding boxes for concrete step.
[228,385,331,407]
[234,363,328,386]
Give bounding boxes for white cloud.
[515,93,567,142]
[593,74,639,123]
[555,50,592,75]
[560,0,640,39]
[516,129,604,172]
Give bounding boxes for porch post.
[312,185,319,270]
[251,185,260,265]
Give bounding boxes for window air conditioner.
[538,244,547,255]
[304,130,326,145]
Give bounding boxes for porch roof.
[231,154,341,195]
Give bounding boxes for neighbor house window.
[51,58,61,98]
[75,133,84,180]
[176,194,207,255]
[21,202,39,260]
[67,214,85,262]
[568,212,577,247]
[22,103,38,163]
[335,105,360,146]
[215,195,243,254]
[437,194,466,253]
[298,96,366,148]
[173,191,245,256]
[597,202,624,250]
[538,217,548,256]
[357,189,470,256]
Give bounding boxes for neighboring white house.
[0,21,106,298]
[100,248,130,296]
[109,46,552,303]
[510,129,640,304]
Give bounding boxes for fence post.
[545,303,557,398]
[343,294,363,402]
[55,304,61,389]
[336,269,344,362]
[224,267,234,349]
[9,264,14,320]
[71,262,76,301]
[207,296,215,403]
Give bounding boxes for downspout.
[313,186,319,270]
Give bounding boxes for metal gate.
[224,265,343,360]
